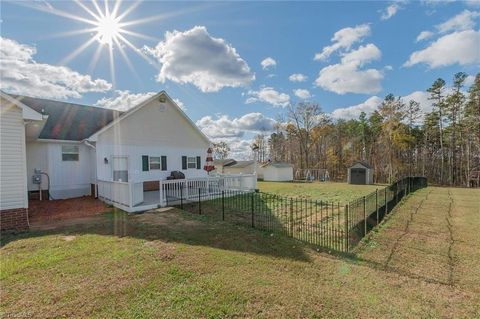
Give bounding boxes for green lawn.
[257,181,380,203]
[1,186,479,318]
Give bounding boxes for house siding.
[0,99,28,211]
[26,141,93,199]
[96,98,210,182]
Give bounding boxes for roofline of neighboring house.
[1,91,44,121]
[87,91,211,145]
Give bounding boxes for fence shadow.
[0,207,311,262]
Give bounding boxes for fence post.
[385,187,388,214]
[363,196,367,237]
[222,190,225,221]
[345,204,349,252]
[375,189,379,225]
[198,188,201,215]
[180,184,183,210]
[289,198,294,237]
[251,192,255,228]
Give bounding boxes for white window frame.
[62,145,79,161]
[149,156,161,170]
[187,156,197,169]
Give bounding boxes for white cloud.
[331,91,433,121]
[219,137,254,160]
[196,112,276,138]
[0,37,111,99]
[293,89,312,100]
[381,3,401,20]
[331,96,383,120]
[261,57,277,70]
[94,90,156,111]
[289,73,308,82]
[465,74,476,86]
[416,31,434,42]
[173,98,187,111]
[143,26,254,92]
[314,24,371,61]
[246,87,290,107]
[402,91,434,115]
[340,43,382,66]
[404,30,480,68]
[436,10,480,33]
[315,44,384,94]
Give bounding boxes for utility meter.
[32,174,42,184]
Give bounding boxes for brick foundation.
[1,208,29,232]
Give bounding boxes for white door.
[112,156,128,182]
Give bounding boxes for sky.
[1,0,479,158]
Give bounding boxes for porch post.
[159,180,165,207]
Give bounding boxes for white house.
[0,92,43,231]
[1,91,256,230]
[258,162,293,182]
[213,159,257,175]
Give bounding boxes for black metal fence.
[174,176,427,253]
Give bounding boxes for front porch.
[97,174,257,213]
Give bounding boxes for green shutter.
[196,156,201,169]
[142,155,149,171]
[182,156,187,170]
[161,156,167,171]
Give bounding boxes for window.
[187,157,197,169]
[149,157,161,170]
[113,156,128,182]
[62,145,79,161]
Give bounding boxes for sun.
[95,14,122,45]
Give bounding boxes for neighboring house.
[0,92,43,231]
[0,91,211,230]
[213,159,257,175]
[258,162,293,181]
[212,159,236,174]
[347,161,374,185]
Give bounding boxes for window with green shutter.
[182,156,187,170]
[142,155,149,171]
[196,156,201,169]
[161,156,167,171]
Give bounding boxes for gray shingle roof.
[10,94,122,141]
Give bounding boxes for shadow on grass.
[0,207,311,262]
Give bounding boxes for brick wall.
[1,208,29,232]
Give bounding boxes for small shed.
[223,160,256,175]
[213,159,257,175]
[259,162,294,181]
[348,161,374,185]
[213,159,236,174]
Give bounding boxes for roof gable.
[88,91,210,144]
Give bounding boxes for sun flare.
[95,14,122,45]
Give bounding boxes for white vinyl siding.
[0,101,28,210]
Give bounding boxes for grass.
[257,181,380,203]
[1,187,479,318]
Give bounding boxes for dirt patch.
[133,207,205,228]
[29,197,110,225]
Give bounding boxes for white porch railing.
[97,174,257,213]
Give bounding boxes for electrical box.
[32,174,42,184]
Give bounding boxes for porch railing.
[97,174,257,212]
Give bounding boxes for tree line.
[247,72,479,186]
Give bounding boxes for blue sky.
[1,1,479,157]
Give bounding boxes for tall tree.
[427,79,447,184]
